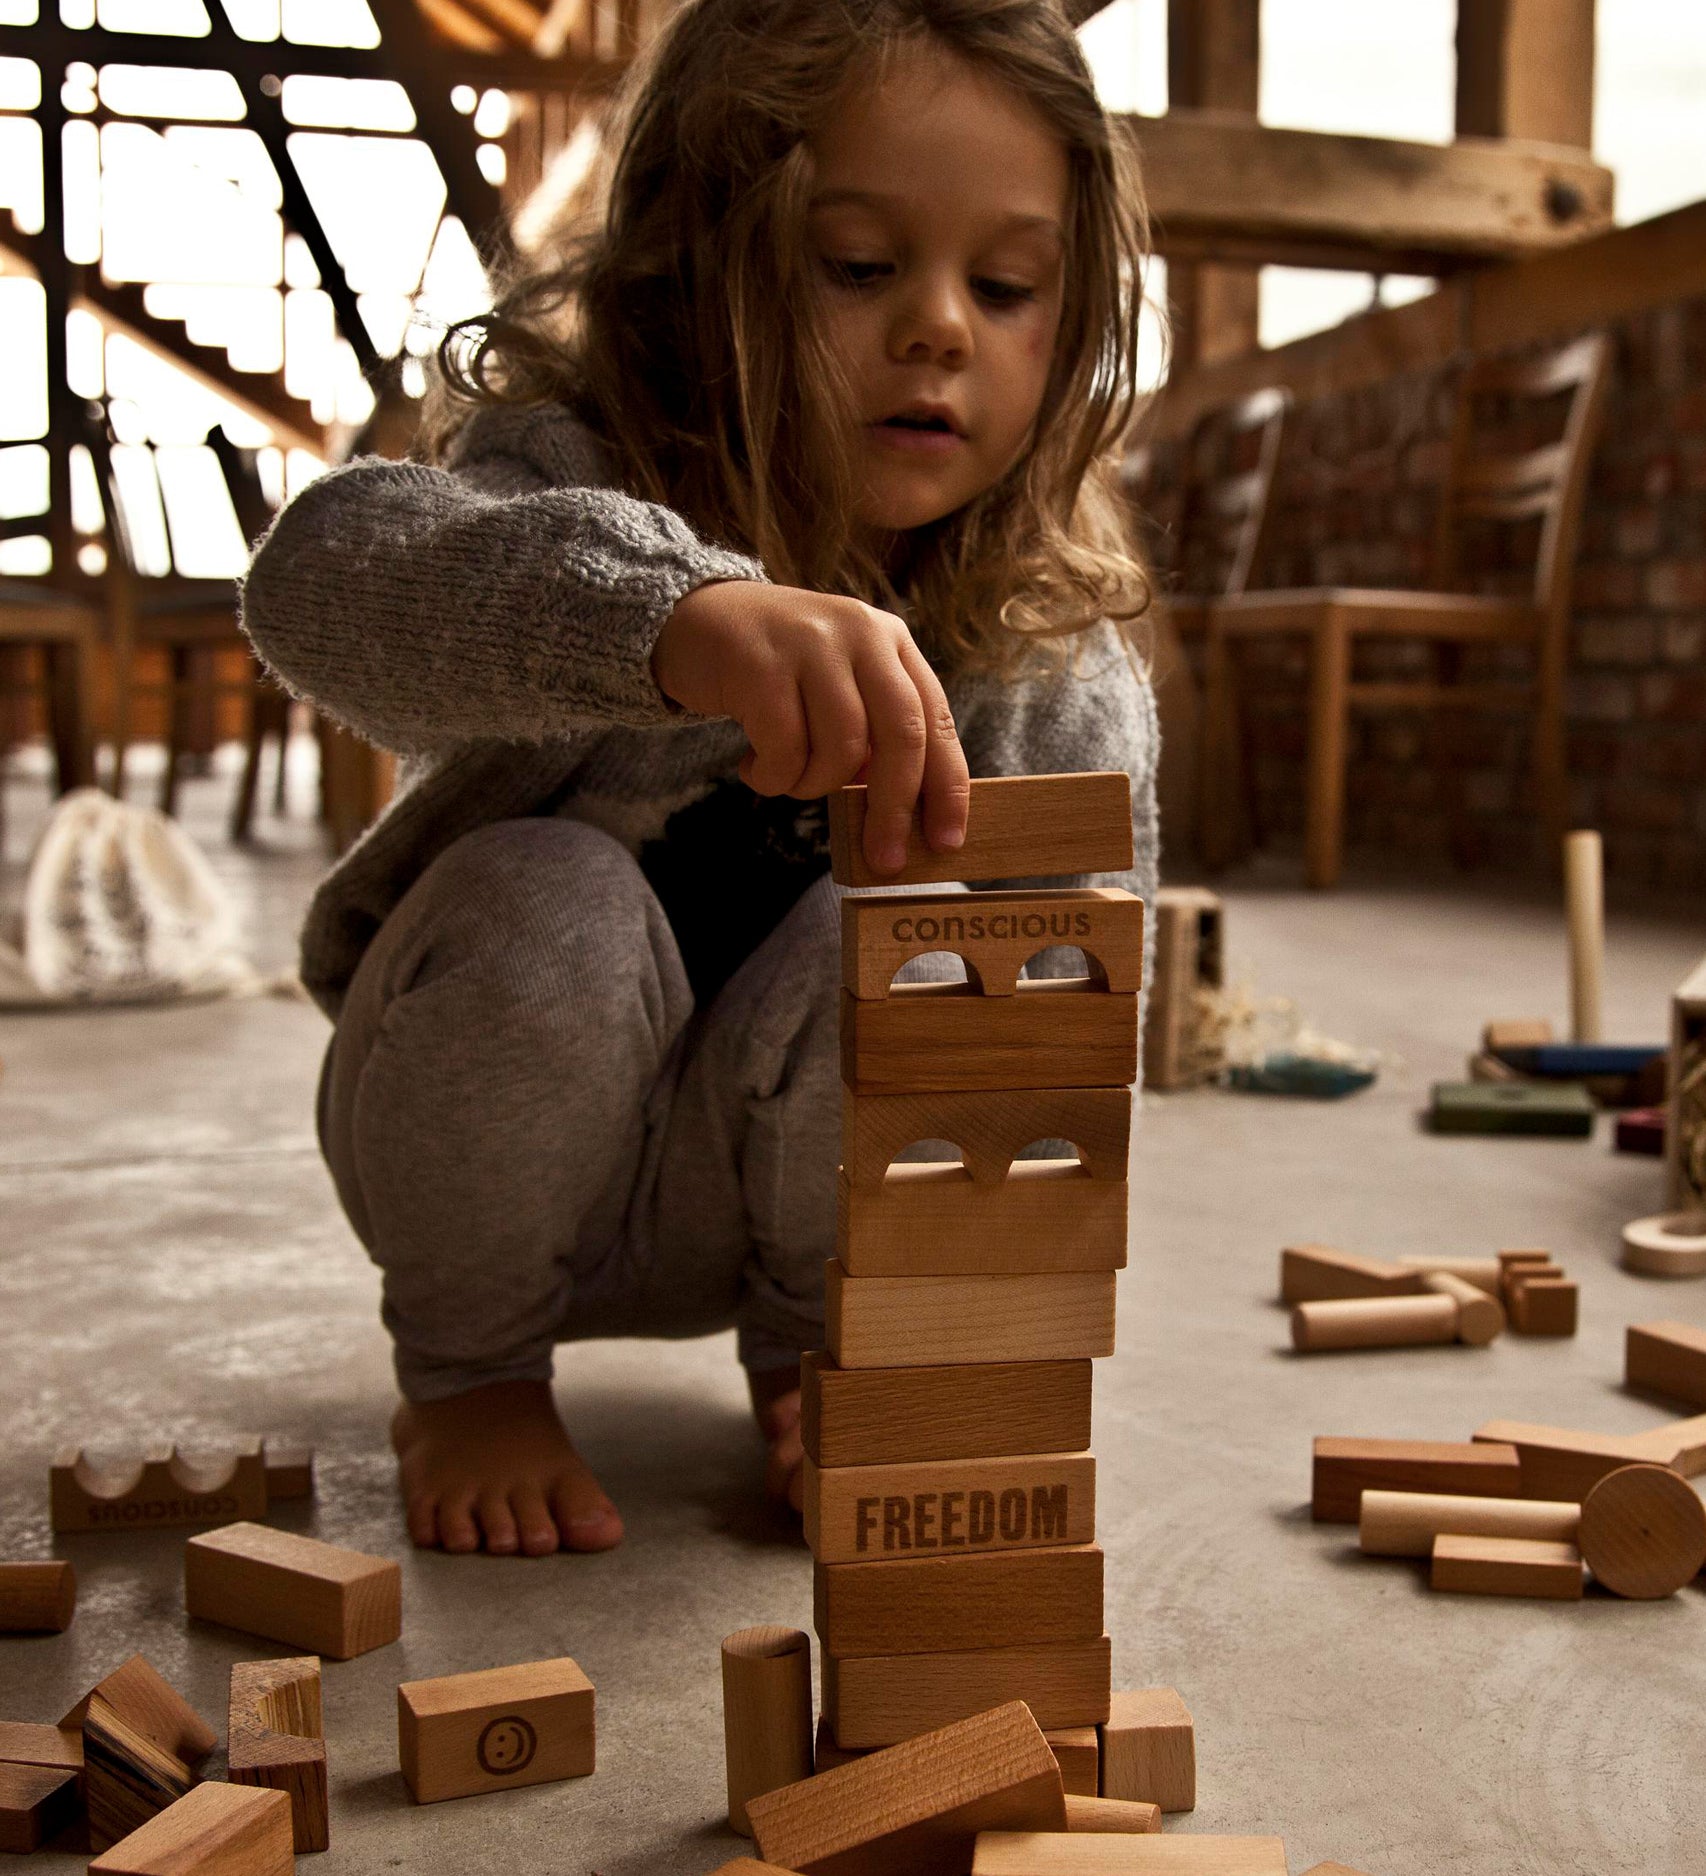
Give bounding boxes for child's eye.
[973,277,1037,309]
[822,257,894,290]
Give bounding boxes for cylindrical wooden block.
[1291,1294,1458,1352]
[1420,1271,1506,1345]
[1563,828,1604,1043]
[0,1560,76,1633]
[1396,1257,1503,1294]
[722,1626,813,1837]
[1360,1489,1578,1557]
[1578,1463,1706,1599]
[1064,1793,1161,1834]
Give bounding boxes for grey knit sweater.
[240,403,1161,1017]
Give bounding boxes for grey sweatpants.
[317,817,843,1402]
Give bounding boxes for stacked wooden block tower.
[804,771,1140,1769]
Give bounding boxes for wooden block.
[1278,1245,1420,1304]
[815,1715,867,1773]
[816,1546,1103,1658]
[88,1782,292,1875]
[1483,1018,1553,1052]
[0,1722,83,1778]
[0,1762,79,1855]
[709,1863,799,1876]
[228,1657,328,1852]
[1500,1261,1565,1304]
[1429,1533,1585,1599]
[827,1264,1117,1370]
[830,772,1134,888]
[1627,1321,1706,1408]
[823,1638,1112,1749]
[1620,1211,1706,1278]
[1419,1271,1505,1344]
[1429,1081,1595,1136]
[844,1088,1130,1187]
[842,890,1143,1000]
[1099,1689,1194,1814]
[1311,1438,1522,1523]
[83,1696,197,1853]
[838,1162,1128,1278]
[803,1452,1096,1563]
[1064,1795,1160,1834]
[841,985,1139,1096]
[51,1443,268,1534]
[1290,1294,1459,1352]
[1497,1248,1556,1271]
[1636,1410,1706,1475]
[185,1523,400,1660]
[260,1442,314,1502]
[0,1558,76,1631]
[1393,1256,1502,1293]
[1357,1489,1578,1557]
[1046,1730,1099,1799]
[723,1628,814,1836]
[973,1835,1287,1873]
[1472,1421,1655,1501]
[63,1655,218,1767]
[802,1354,1094,1470]
[747,1700,1067,1876]
[397,1658,594,1804]
[1142,887,1224,1092]
[1507,1276,1578,1337]
[1577,1463,1706,1598]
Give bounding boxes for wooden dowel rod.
[1420,1271,1506,1344]
[722,1626,813,1837]
[1563,828,1604,1043]
[1360,1489,1578,1557]
[1291,1294,1459,1351]
[0,1560,76,1632]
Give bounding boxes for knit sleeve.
[238,406,765,754]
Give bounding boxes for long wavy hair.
[426,0,1153,674]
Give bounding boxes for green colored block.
[1430,1081,1595,1137]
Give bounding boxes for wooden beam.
[1457,0,1596,151]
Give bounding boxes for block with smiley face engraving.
[397,1659,594,1804]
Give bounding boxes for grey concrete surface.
[1,746,1703,1875]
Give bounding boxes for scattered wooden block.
[722,1628,813,1837]
[1289,1294,1459,1352]
[260,1443,314,1502]
[838,1162,1128,1277]
[822,1636,1112,1749]
[1429,1081,1596,1135]
[1143,887,1224,1092]
[816,1546,1103,1658]
[1507,1275,1578,1337]
[0,1722,83,1779]
[802,1354,1095,1470]
[843,1088,1130,1187]
[840,985,1139,1096]
[1471,1421,1656,1501]
[1358,1489,1578,1557]
[972,1834,1287,1873]
[1615,1106,1667,1154]
[1278,1245,1420,1304]
[1418,1271,1505,1344]
[82,1695,198,1853]
[1637,1410,1706,1475]
[1064,1795,1160,1833]
[397,1658,595,1804]
[1393,1256,1503,1293]
[0,1558,76,1631]
[1046,1729,1099,1799]
[1099,1689,1194,1814]
[1577,1462,1706,1599]
[1619,1211,1706,1278]
[0,1763,79,1855]
[1311,1438,1522,1523]
[228,1657,328,1852]
[746,1700,1067,1876]
[185,1523,400,1660]
[1498,1249,1555,1271]
[51,1443,268,1535]
[1483,1018,1554,1053]
[842,889,1142,1000]
[1626,1320,1706,1407]
[87,1781,293,1875]
[62,1655,218,1767]
[827,1264,1117,1369]
[708,1862,799,1876]
[1430,1533,1584,1599]
[829,772,1134,889]
[803,1452,1096,1564]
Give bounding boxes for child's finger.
[742,678,811,797]
[896,637,969,854]
[790,659,871,801]
[855,645,932,875]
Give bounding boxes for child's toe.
[477,1489,521,1554]
[512,1486,561,1556]
[404,1491,440,1549]
[551,1478,624,1552]
[437,1488,482,1553]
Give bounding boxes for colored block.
[1428,1081,1595,1136]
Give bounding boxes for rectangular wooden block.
[83,1696,197,1854]
[838,1162,1128,1277]
[398,1657,595,1803]
[0,1722,83,1778]
[1142,887,1223,1092]
[843,889,1142,1000]
[830,773,1134,888]
[1310,1438,1523,1523]
[802,1354,1093,1469]
[823,1637,1113,1749]
[1627,1320,1706,1408]
[827,1264,1117,1370]
[228,1656,328,1852]
[1099,1689,1194,1813]
[844,1088,1130,1186]
[261,1441,315,1502]
[88,1781,293,1875]
[1047,1730,1099,1800]
[1473,1421,1654,1501]
[51,1442,269,1535]
[816,1546,1103,1659]
[1429,1080,1595,1135]
[973,1835,1287,1874]
[1279,1245,1420,1304]
[709,1863,799,1876]
[62,1654,218,1767]
[0,1762,79,1855]
[841,985,1139,1096]
[748,1700,1067,1876]
[1430,1533,1585,1599]
[0,1558,76,1632]
[184,1522,400,1660]
[804,1452,1096,1564]
[1507,1275,1578,1336]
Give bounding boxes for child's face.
[807,44,1070,535]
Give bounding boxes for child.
[241,0,1160,1559]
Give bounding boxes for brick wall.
[1144,292,1706,893]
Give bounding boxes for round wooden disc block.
[1578,1463,1706,1598]
[1620,1212,1706,1279]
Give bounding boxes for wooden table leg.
[1304,615,1350,890]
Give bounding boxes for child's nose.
[886,278,973,368]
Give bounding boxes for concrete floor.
[1,747,1703,1876]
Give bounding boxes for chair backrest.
[1433,330,1613,621]
[1171,386,1290,600]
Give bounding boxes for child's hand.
[653,580,970,875]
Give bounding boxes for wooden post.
[721,1627,813,1838]
[1456,0,1597,151]
[1563,829,1604,1043]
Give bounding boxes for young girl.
[241,0,1159,1559]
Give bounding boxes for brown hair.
[427,0,1153,674]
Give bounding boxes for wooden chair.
[0,580,100,799]
[1199,330,1613,888]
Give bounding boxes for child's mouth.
[871,412,966,454]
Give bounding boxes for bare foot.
[390,1380,624,1556]
[749,1368,805,1513]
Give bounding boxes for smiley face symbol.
[477,1715,538,1777]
